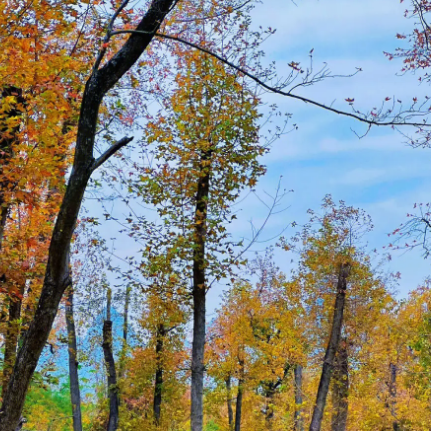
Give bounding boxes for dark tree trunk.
[0,206,8,250]
[103,290,119,431]
[294,365,304,431]
[0,2,177,428]
[66,288,83,431]
[388,363,399,431]
[331,342,348,431]
[191,150,212,431]
[226,375,234,430]
[2,288,24,396]
[119,286,130,379]
[153,323,165,426]
[234,362,244,431]
[0,86,24,249]
[264,385,275,429]
[309,263,350,431]
[0,87,25,393]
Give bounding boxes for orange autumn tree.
[114,246,190,430]
[206,260,307,431]
[120,286,189,431]
[280,197,393,431]
[0,0,93,403]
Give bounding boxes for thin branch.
[175,0,253,23]
[91,137,134,173]
[151,32,431,128]
[69,1,92,57]
[93,0,132,72]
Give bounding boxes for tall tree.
[131,29,267,429]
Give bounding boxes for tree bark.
[0,2,177,429]
[331,342,348,431]
[103,290,119,431]
[0,206,8,251]
[226,376,234,430]
[2,287,24,397]
[191,150,212,431]
[234,361,244,431]
[118,286,130,379]
[309,263,350,431]
[0,87,25,392]
[388,363,399,431]
[294,365,304,431]
[66,288,83,431]
[0,86,24,248]
[153,323,165,426]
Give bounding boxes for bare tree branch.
[91,137,134,173]
[108,29,431,129]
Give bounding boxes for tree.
[125,11,268,428]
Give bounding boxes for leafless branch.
[174,0,254,23]
[152,33,431,128]
[91,136,134,173]
[93,0,133,71]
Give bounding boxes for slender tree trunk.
[118,286,130,379]
[234,361,244,431]
[0,206,8,250]
[331,341,348,431]
[294,365,304,431]
[0,87,25,395]
[103,288,119,431]
[309,263,350,431]
[0,2,177,428]
[0,86,24,250]
[153,323,165,426]
[265,385,276,430]
[226,375,234,430]
[388,363,399,431]
[66,288,83,431]
[2,288,24,396]
[191,150,212,431]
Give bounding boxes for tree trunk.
[264,386,276,430]
[331,341,348,431]
[0,86,24,249]
[294,365,304,431]
[234,362,244,431]
[191,150,212,431]
[0,2,177,428]
[388,363,399,431]
[0,206,8,251]
[226,376,234,430]
[0,87,25,395]
[118,286,130,379]
[103,290,119,431]
[66,288,83,431]
[153,323,165,426]
[2,288,24,396]
[309,263,350,431]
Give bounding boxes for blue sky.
[85,0,431,321]
[232,0,431,298]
